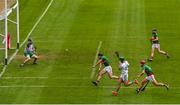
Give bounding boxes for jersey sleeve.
[126,61,129,66]
[141,66,145,71]
[101,57,106,62]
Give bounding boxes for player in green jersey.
[149,28,169,61]
[92,53,119,86]
[136,60,169,94]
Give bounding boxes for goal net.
[0,0,19,65]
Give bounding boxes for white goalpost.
[0,0,20,65]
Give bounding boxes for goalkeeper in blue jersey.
[20,38,38,67]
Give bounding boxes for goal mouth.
[0,0,20,65]
[0,0,17,20]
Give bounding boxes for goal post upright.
[4,0,8,65]
[3,0,20,65]
[16,0,20,49]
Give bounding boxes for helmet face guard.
[119,57,125,62]
[152,31,157,35]
[98,53,103,59]
[28,38,32,42]
[98,53,103,57]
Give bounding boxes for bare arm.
[93,59,103,68]
[119,61,122,70]
[152,37,159,41]
[95,59,103,67]
[136,70,145,80]
[98,62,102,71]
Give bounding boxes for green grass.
[0,0,180,104]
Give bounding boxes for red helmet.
[140,60,146,65]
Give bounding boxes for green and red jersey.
[100,56,110,67]
[141,65,154,76]
[151,33,159,44]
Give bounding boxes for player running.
[112,57,139,96]
[92,53,119,86]
[136,60,169,94]
[20,38,38,67]
[149,28,169,61]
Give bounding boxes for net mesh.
[0,0,16,16]
[0,0,17,63]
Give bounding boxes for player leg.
[151,75,169,90]
[32,54,38,64]
[134,79,140,86]
[106,66,119,79]
[20,54,31,67]
[112,78,123,96]
[137,78,148,93]
[107,72,119,79]
[123,74,134,86]
[157,45,169,58]
[149,45,155,61]
[92,69,106,86]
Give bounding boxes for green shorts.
[24,51,34,58]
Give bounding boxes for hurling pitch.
[0,0,179,104]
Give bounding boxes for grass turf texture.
[0,0,180,104]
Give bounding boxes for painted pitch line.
[1,77,89,79]
[0,0,54,79]
[20,0,54,48]
[0,85,178,89]
[1,77,48,79]
[90,41,103,79]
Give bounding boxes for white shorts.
[146,75,155,82]
[120,74,128,82]
[152,44,160,49]
[26,54,37,59]
[104,66,112,73]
